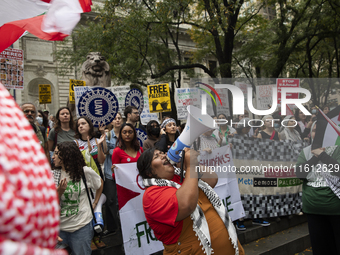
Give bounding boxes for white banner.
[140,95,158,125]
[199,145,245,221]
[235,82,250,111]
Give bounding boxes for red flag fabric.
[0,0,92,53]
[0,82,66,254]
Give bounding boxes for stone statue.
[81,52,111,87]
[68,52,111,117]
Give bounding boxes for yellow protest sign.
[39,84,51,104]
[147,83,171,113]
[69,79,86,103]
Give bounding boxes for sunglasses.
[23,110,35,114]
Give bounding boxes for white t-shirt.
[59,166,101,232]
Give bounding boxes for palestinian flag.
[0,0,92,53]
[312,105,340,149]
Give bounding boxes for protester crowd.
[16,102,340,255]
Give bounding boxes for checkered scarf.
[304,145,340,199]
[160,118,176,129]
[143,168,239,255]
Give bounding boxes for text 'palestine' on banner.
[147,83,171,113]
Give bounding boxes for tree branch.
[151,64,215,79]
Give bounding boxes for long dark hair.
[38,110,48,129]
[54,107,74,132]
[56,141,86,183]
[137,147,157,179]
[116,123,140,151]
[74,116,96,139]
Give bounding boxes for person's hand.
[97,133,106,144]
[202,148,212,154]
[160,128,166,135]
[111,164,116,173]
[229,143,233,149]
[306,118,314,128]
[253,128,259,138]
[92,201,98,209]
[312,148,325,157]
[304,137,310,143]
[57,178,67,196]
[218,132,224,141]
[183,148,199,173]
[98,123,106,134]
[57,236,63,242]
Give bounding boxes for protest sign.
[140,95,158,125]
[235,82,250,111]
[110,85,130,117]
[199,145,245,221]
[147,83,171,113]
[69,79,86,103]
[276,78,300,104]
[39,84,51,104]
[215,88,230,116]
[175,88,200,120]
[74,86,92,117]
[256,84,275,110]
[0,48,24,90]
[77,87,119,127]
[125,88,144,114]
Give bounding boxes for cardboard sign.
[0,48,24,90]
[276,78,300,104]
[39,84,51,104]
[147,83,171,113]
[69,79,86,103]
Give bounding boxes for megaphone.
[167,105,216,165]
[92,193,106,233]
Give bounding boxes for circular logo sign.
[125,89,144,114]
[78,87,119,127]
[136,128,147,147]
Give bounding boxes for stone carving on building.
[81,52,110,87]
[34,64,47,77]
[68,52,111,117]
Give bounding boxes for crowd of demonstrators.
[143,120,162,150]
[124,105,146,133]
[102,112,122,236]
[53,141,103,255]
[155,118,179,152]
[48,107,76,153]
[296,121,340,254]
[20,102,51,165]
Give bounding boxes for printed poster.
[39,84,51,104]
[147,83,171,113]
[256,84,275,110]
[0,48,24,90]
[69,79,86,103]
[276,78,300,104]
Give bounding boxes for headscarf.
[282,115,301,141]
[161,118,176,129]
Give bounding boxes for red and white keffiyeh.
[0,82,66,255]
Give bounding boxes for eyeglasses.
[23,110,35,114]
[122,130,134,135]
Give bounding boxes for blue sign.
[125,89,144,114]
[78,87,119,127]
[136,128,147,147]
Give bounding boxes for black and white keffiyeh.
[143,168,239,255]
